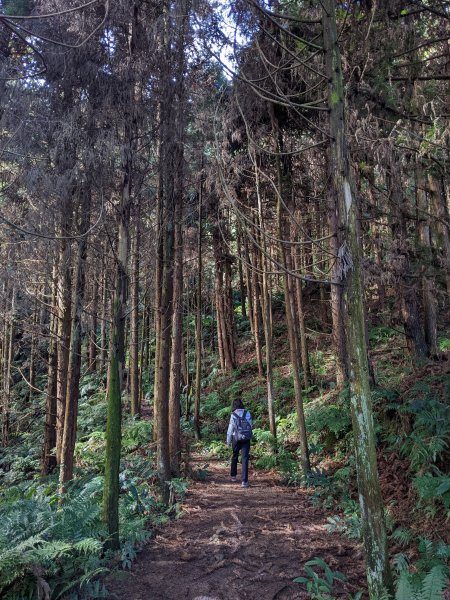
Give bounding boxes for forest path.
[111,458,367,600]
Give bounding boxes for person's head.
[232,397,244,411]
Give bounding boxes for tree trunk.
[2,288,15,447]
[55,205,73,465]
[194,187,203,441]
[130,214,141,416]
[387,163,428,365]
[323,2,392,596]
[237,229,247,320]
[59,191,90,485]
[428,174,450,300]
[100,260,108,372]
[243,235,255,337]
[255,159,276,440]
[169,200,184,471]
[153,137,163,440]
[291,232,311,389]
[271,111,310,476]
[103,5,138,543]
[416,168,437,357]
[42,267,58,474]
[251,241,265,378]
[327,168,349,386]
[88,278,99,373]
[28,297,38,404]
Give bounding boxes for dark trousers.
[230,440,250,483]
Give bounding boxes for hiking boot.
[230,477,237,482]
[241,481,249,488]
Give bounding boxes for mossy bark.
[322,1,392,597]
[102,318,122,550]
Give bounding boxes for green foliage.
[310,350,327,376]
[293,556,348,600]
[223,379,243,403]
[369,325,396,345]
[394,538,450,600]
[122,418,152,452]
[168,478,189,516]
[74,431,106,472]
[438,337,450,352]
[385,383,449,473]
[202,391,225,418]
[413,474,450,517]
[0,479,106,600]
[204,440,229,459]
[305,396,352,448]
[275,411,298,442]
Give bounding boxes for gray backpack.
[232,410,253,444]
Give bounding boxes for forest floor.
[109,457,367,600]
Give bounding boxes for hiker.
[226,398,252,488]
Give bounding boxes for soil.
[109,458,367,600]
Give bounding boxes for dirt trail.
[111,458,367,600]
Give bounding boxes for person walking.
[226,398,252,488]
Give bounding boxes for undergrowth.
[0,373,175,600]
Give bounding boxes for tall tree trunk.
[59,192,90,485]
[387,162,428,364]
[428,174,450,300]
[103,4,138,543]
[212,215,236,373]
[291,228,311,389]
[416,168,437,357]
[55,204,73,465]
[100,260,108,372]
[251,243,264,378]
[103,186,131,550]
[2,288,15,447]
[237,229,247,320]
[88,278,99,373]
[271,111,310,476]
[243,235,255,337]
[327,168,349,386]
[155,176,174,502]
[194,186,203,441]
[255,158,276,440]
[169,213,183,470]
[28,297,38,404]
[323,2,392,596]
[130,214,141,416]
[224,249,237,369]
[42,267,58,474]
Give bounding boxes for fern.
[394,537,450,600]
[421,565,448,600]
[391,527,415,546]
[396,571,414,600]
[414,474,450,510]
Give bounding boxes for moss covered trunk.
[322,1,392,597]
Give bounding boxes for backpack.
[232,410,253,444]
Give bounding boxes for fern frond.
[392,527,415,546]
[30,540,73,562]
[435,542,450,560]
[73,538,103,555]
[420,565,448,600]
[396,571,415,600]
